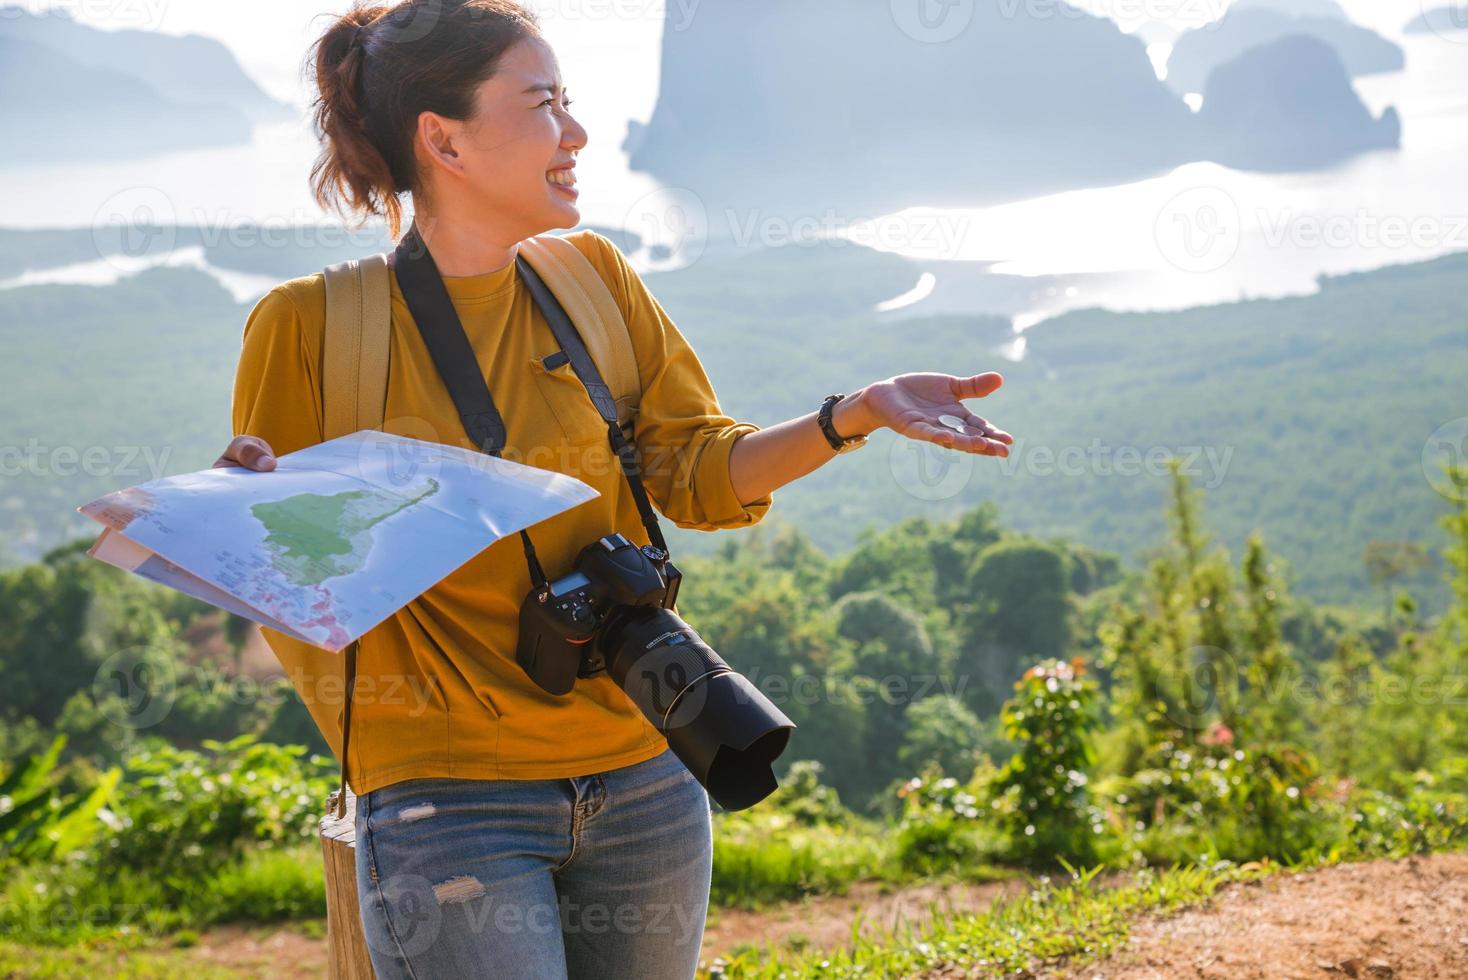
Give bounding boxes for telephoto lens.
[599,604,795,811]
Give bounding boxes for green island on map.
[249,479,440,587]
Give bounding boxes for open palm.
[864,371,1012,456]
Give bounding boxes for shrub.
[986,658,1105,866]
[767,759,849,827]
[0,735,119,868]
[103,734,335,883]
[892,810,982,876]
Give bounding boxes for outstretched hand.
[862,372,1012,456]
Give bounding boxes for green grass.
[0,844,325,947]
[700,860,1271,978]
[0,944,243,980]
[710,806,1015,910]
[202,847,326,923]
[0,919,328,980]
[712,812,885,908]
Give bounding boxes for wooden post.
[320,790,378,980]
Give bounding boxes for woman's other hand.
[213,435,278,472]
[862,371,1013,456]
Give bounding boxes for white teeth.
[547,169,576,186]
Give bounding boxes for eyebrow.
[521,80,565,95]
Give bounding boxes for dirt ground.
[703,876,1026,962]
[1059,851,1468,980]
[173,852,1468,977]
[177,876,1023,976]
[185,924,329,977]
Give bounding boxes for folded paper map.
[78,430,600,652]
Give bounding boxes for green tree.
[1238,533,1302,747]
[0,544,179,726]
[1363,540,1432,620]
[831,591,947,802]
[958,539,1071,715]
[1429,464,1468,759]
[1314,633,1374,778]
[686,571,874,806]
[897,694,988,780]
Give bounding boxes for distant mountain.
[1197,35,1400,171]
[1166,7,1403,95]
[0,7,291,121]
[1404,7,1468,35]
[626,1,1402,223]
[0,7,290,164]
[0,35,252,165]
[624,0,1199,220]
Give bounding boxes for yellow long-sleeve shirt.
[231,229,773,793]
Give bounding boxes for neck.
[410,207,524,277]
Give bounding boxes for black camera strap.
[515,246,671,557]
[336,223,678,816]
[391,220,671,556]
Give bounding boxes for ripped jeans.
[354,746,714,979]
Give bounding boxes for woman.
[216,1,1013,976]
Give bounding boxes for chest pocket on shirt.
[526,354,619,483]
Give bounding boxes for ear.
[417,110,464,175]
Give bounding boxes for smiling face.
[414,34,586,241]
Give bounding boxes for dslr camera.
[516,532,793,811]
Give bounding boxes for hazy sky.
[29,0,1411,110]
[24,0,666,109]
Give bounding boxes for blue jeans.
[354,746,714,979]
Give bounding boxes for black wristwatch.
[818,393,869,453]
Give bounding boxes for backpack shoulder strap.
[321,253,391,440]
[319,252,389,817]
[517,234,642,428]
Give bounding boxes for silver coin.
[937,414,968,433]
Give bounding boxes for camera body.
[514,530,795,811]
[516,532,681,695]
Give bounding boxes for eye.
[541,96,573,109]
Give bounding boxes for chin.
[544,200,580,230]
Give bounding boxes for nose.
[561,108,588,154]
